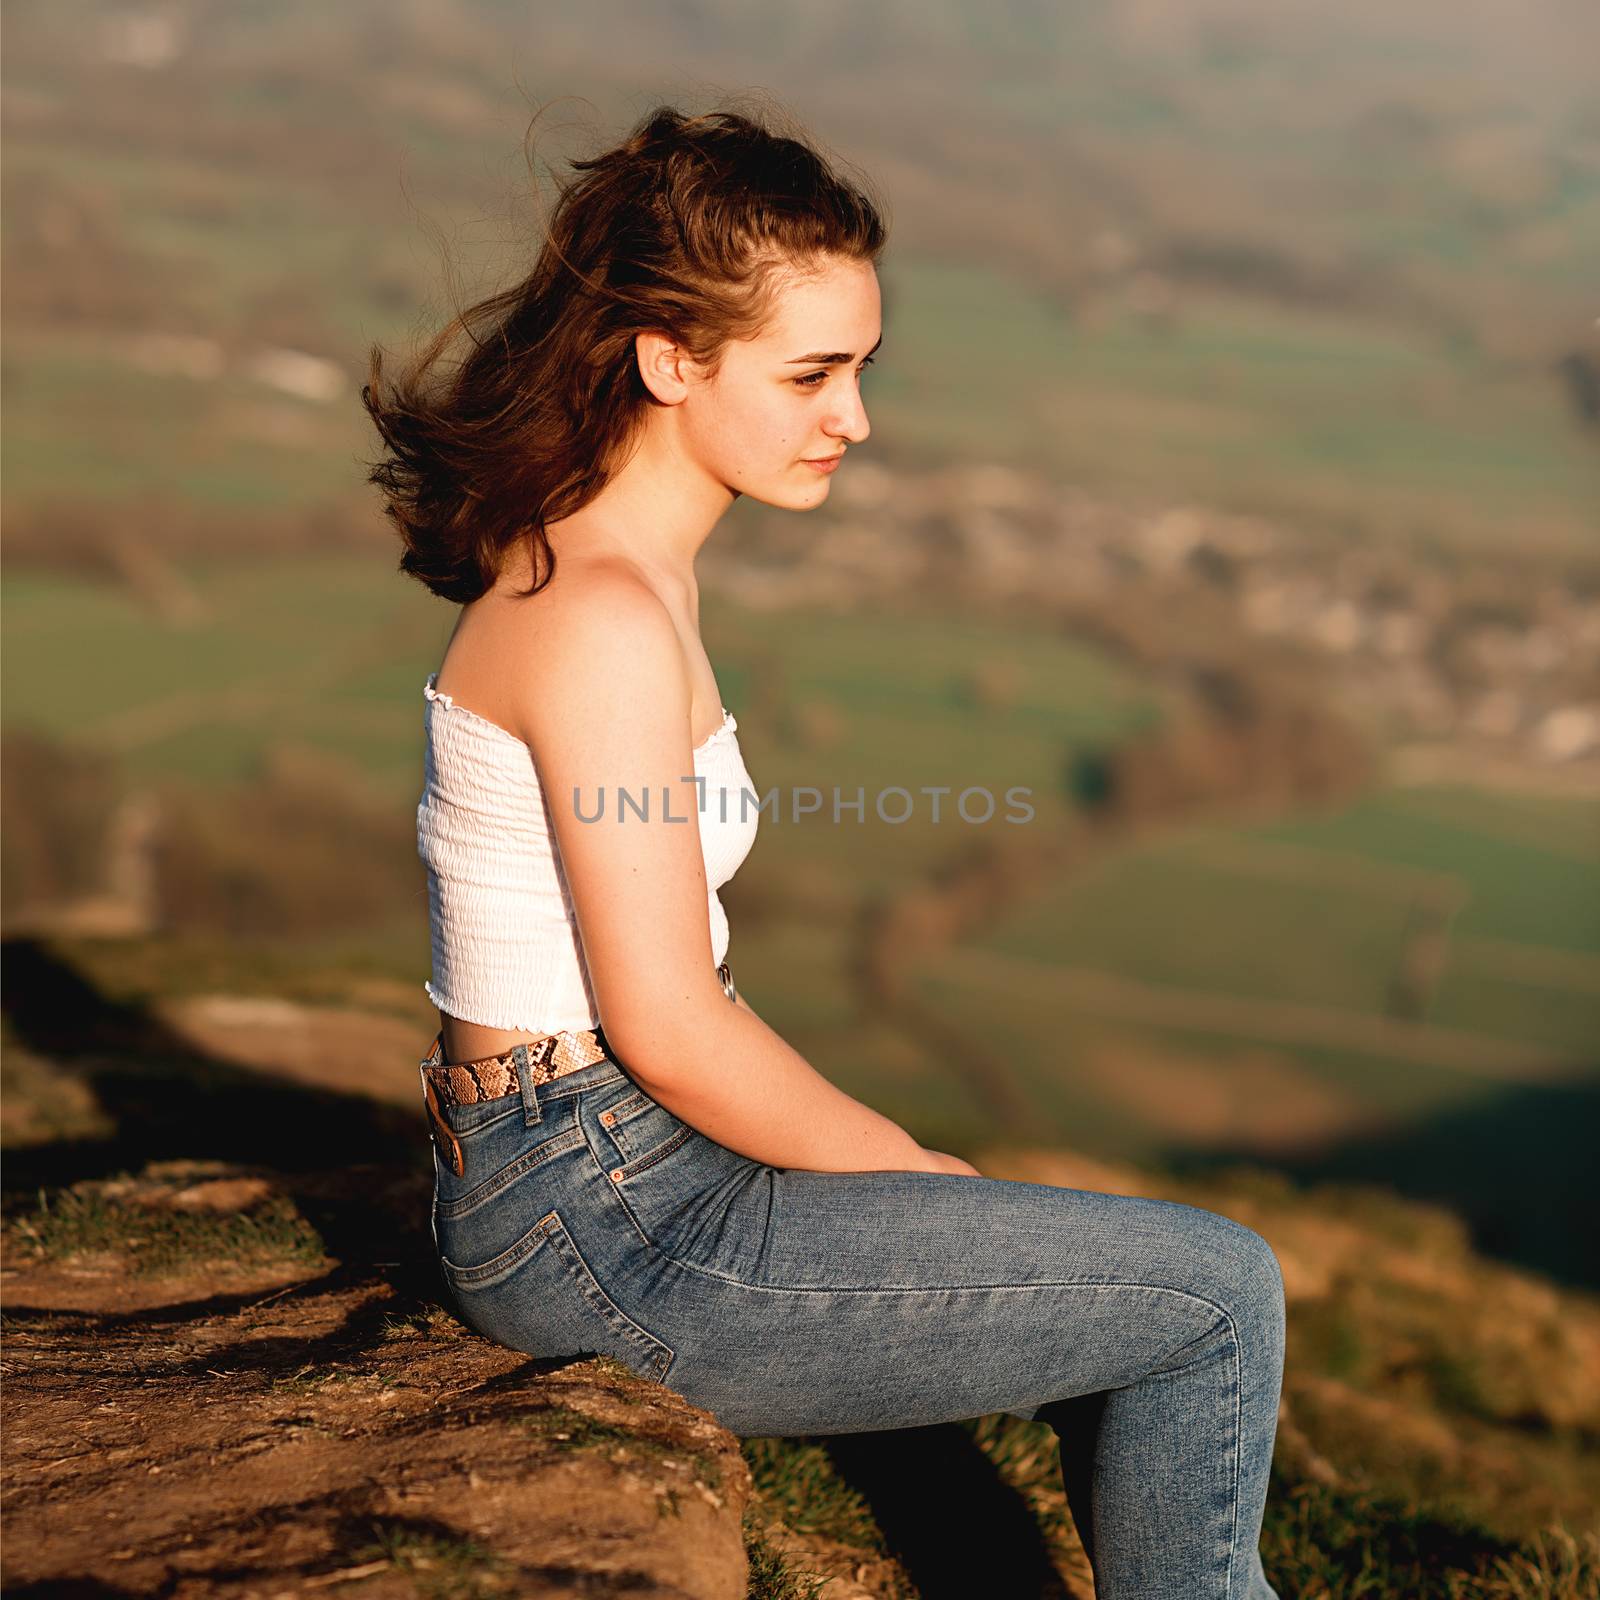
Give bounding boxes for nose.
[826,382,871,447]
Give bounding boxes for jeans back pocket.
[439,1208,675,1383]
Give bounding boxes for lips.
[803,453,845,463]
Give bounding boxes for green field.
[2,557,448,789]
[7,1,1597,552]
[867,260,1598,553]
[870,786,1600,1166]
[6,556,1595,1160]
[0,554,1150,814]
[5,247,1595,552]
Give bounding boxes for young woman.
[363,104,1285,1600]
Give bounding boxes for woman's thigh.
[642,1173,1280,1436]
[430,1067,1285,1440]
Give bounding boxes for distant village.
[705,458,1600,784]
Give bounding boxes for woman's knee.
[1173,1202,1286,1349]
[1220,1216,1287,1356]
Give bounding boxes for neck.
[544,413,733,579]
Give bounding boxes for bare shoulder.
[499,561,689,753]
[534,558,674,640]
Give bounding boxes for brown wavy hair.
[360,101,889,604]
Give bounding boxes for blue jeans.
[425,1046,1285,1600]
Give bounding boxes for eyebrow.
[785,333,884,365]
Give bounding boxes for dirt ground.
[2,1199,758,1599]
[2,1158,1090,1600]
[0,976,1101,1600]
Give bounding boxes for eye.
[793,355,875,390]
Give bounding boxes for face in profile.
[644,254,881,509]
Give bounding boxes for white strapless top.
[416,672,759,1032]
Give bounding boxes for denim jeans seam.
[1230,1321,1242,1600]
[599,1089,652,1123]
[439,1208,559,1289]
[650,1242,1244,1318]
[543,1210,676,1383]
[608,1123,696,1179]
[435,1125,588,1221]
[438,1208,675,1383]
[1121,1308,1245,1596]
[443,1100,524,1141]
[640,1253,1246,1588]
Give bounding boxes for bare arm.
[721,989,980,1175]
[511,571,935,1174]
[629,993,934,1172]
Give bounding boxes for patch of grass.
[268,1363,399,1395]
[742,1510,832,1600]
[1262,1472,1600,1600]
[1479,1525,1600,1600]
[1289,1296,1373,1385]
[583,1353,643,1384]
[1,1177,329,1277]
[739,1437,888,1553]
[352,1518,510,1600]
[378,1305,460,1342]
[514,1401,634,1453]
[515,1401,724,1497]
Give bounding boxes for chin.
[743,478,829,511]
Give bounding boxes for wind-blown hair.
[360,102,888,604]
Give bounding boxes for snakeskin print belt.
[420,961,738,1176]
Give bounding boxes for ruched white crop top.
[416,673,760,1033]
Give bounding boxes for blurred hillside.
[5,472,1596,1285]
[3,0,1598,546]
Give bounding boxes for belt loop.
[516,1043,545,1127]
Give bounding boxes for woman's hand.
[918,1147,982,1177]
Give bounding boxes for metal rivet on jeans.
[600,1110,616,1125]
[610,1169,624,1182]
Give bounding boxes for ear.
[635,330,697,405]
